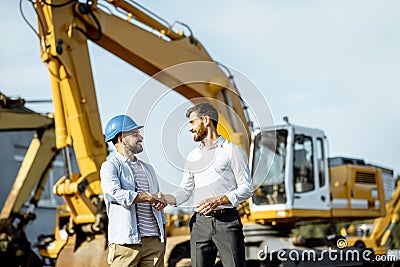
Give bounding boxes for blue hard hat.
[104,115,143,142]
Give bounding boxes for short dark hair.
[186,103,219,128]
[111,133,121,145]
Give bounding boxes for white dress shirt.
[174,136,253,208]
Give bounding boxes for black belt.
[197,208,237,217]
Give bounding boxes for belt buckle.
[197,212,213,218]
[210,209,223,216]
[201,212,213,218]
[204,214,213,218]
[213,209,222,215]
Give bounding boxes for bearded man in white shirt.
[164,103,253,267]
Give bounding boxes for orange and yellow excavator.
[2,0,399,266]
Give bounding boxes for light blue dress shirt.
[100,152,168,245]
[174,136,253,209]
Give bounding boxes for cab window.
[293,135,314,193]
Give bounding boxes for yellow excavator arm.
[31,0,250,263]
[0,92,57,266]
[5,1,398,265]
[35,0,250,225]
[346,179,400,255]
[0,92,56,219]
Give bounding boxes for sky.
[1,1,399,191]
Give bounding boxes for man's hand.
[134,192,167,210]
[149,192,167,211]
[196,195,230,215]
[164,194,177,205]
[153,192,178,206]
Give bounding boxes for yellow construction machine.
[344,177,400,255]
[25,0,249,266]
[242,125,398,265]
[0,92,56,266]
[4,0,398,266]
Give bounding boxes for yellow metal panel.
[0,128,57,219]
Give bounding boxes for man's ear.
[203,115,211,126]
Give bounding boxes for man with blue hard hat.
[100,114,168,267]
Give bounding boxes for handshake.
[147,192,175,211]
[147,192,226,215]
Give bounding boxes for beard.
[131,145,143,154]
[124,142,143,154]
[193,123,207,142]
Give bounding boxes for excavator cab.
[250,124,331,224]
[249,123,387,227]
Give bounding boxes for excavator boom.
[0,92,56,266]
[30,0,250,264]
[0,92,56,219]
[4,0,396,266]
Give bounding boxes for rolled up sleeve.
[226,146,253,207]
[173,168,195,206]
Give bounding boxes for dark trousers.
[189,210,246,267]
